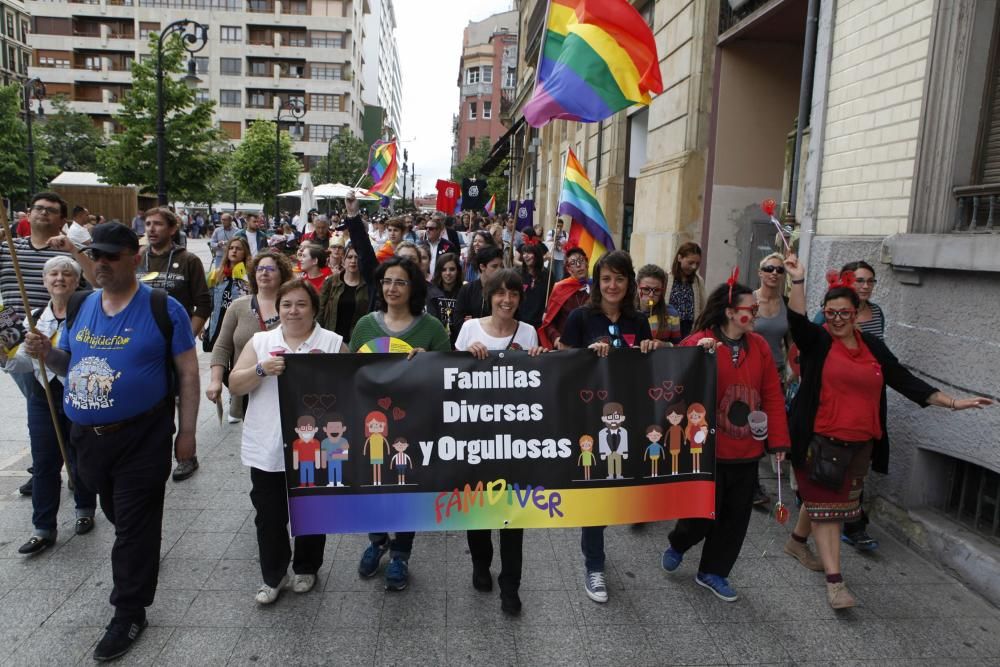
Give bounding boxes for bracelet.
[791,279,805,284]
[951,398,957,410]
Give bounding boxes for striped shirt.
[0,238,76,320]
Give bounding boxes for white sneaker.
[254,575,288,605]
[584,570,608,603]
[291,574,316,593]
[326,482,336,487]
[227,416,241,424]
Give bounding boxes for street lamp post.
[325,136,336,214]
[227,144,238,213]
[154,19,208,206]
[21,77,45,196]
[401,148,409,204]
[274,98,305,224]
[411,163,416,206]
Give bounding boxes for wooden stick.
[0,204,73,477]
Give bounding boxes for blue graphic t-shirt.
[59,284,195,425]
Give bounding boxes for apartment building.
[25,0,368,170]
[0,0,30,86]
[453,9,518,166]
[361,0,401,139]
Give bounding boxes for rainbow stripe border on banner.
[288,480,714,535]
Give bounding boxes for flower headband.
[826,269,856,291]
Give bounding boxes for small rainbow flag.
[484,194,496,217]
[558,148,614,273]
[367,140,398,197]
[524,0,663,128]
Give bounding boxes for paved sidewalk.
[1,243,998,665]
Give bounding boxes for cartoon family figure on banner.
[573,397,711,480]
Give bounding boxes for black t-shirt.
[560,307,652,349]
[462,178,489,210]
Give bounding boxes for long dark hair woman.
[557,250,664,606]
[517,239,551,327]
[317,244,368,344]
[426,252,463,339]
[660,275,790,604]
[783,254,991,610]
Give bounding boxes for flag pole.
[0,203,73,480]
[544,150,571,308]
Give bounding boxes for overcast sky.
[395,0,515,195]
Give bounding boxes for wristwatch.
[255,362,266,377]
[791,279,805,284]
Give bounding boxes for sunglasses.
[732,304,760,316]
[760,265,785,274]
[823,308,856,321]
[85,249,124,262]
[608,323,624,348]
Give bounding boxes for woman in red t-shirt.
[661,278,790,604]
[784,255,991,610]
[298,243,332,292]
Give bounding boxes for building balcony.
[461,81,493,98]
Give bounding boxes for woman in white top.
[453,268,546,616]
[229,279,345,605]
[2,256,98,555]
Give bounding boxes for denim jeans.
[369,532,414,559]
[27,383,96,536]
[580,526,606,572]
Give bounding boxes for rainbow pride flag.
[484,194,496,217]
[367,140,398,197]
[557,148,614,273]
[524,0,663,128]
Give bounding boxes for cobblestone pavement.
[0,240,998,665]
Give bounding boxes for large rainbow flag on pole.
[484,194,496,217]
[558,148,613,273]
[367,140,399,197]
[524,0,663,128]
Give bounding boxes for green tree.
[451,137,508,210]
[0,85,30,203]
[98,33,227,204]
[37,95,104,174]
[231,119,301,217]
[311,131,372,187]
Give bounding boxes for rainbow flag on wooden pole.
[484,194,496,217]
[524,0,663,128]
[367,140,399,197]
[558,148,613,273]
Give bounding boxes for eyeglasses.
[381,278,411,288]
[823,308,857,321]
[732,304,760,316]
[31,204,61,216]
[256,265,278,273]
[608,323,623,348]
[638,287,663,296]
[760,265,785,274]
[566,258,586,267]
[85,249,124,262]
[854,278,877,286]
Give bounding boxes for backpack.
[65,288,178,397]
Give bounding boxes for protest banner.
[278,347,717,535]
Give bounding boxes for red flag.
[436,179,460,215]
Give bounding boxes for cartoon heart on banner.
[664,391,675,402]
[674,385,684,394]
[318,395,337,411]
[597,390,608,400]
[377,397,392,411]
[302,395,320,410]
[579,390,594,403]
[648,388,664,401]
[662,380,674,391]
[392,407,406,421]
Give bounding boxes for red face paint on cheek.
[739,315,751,325]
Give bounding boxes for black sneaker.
[472,565,493,592]
[75,517,95,535]
[842,529,879,551]
[17,535,55,556]
[172,457,199,482]
[94,617,147,662]
[18,478,32,496]
[752,484,770,507]
[500,589,522,616]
